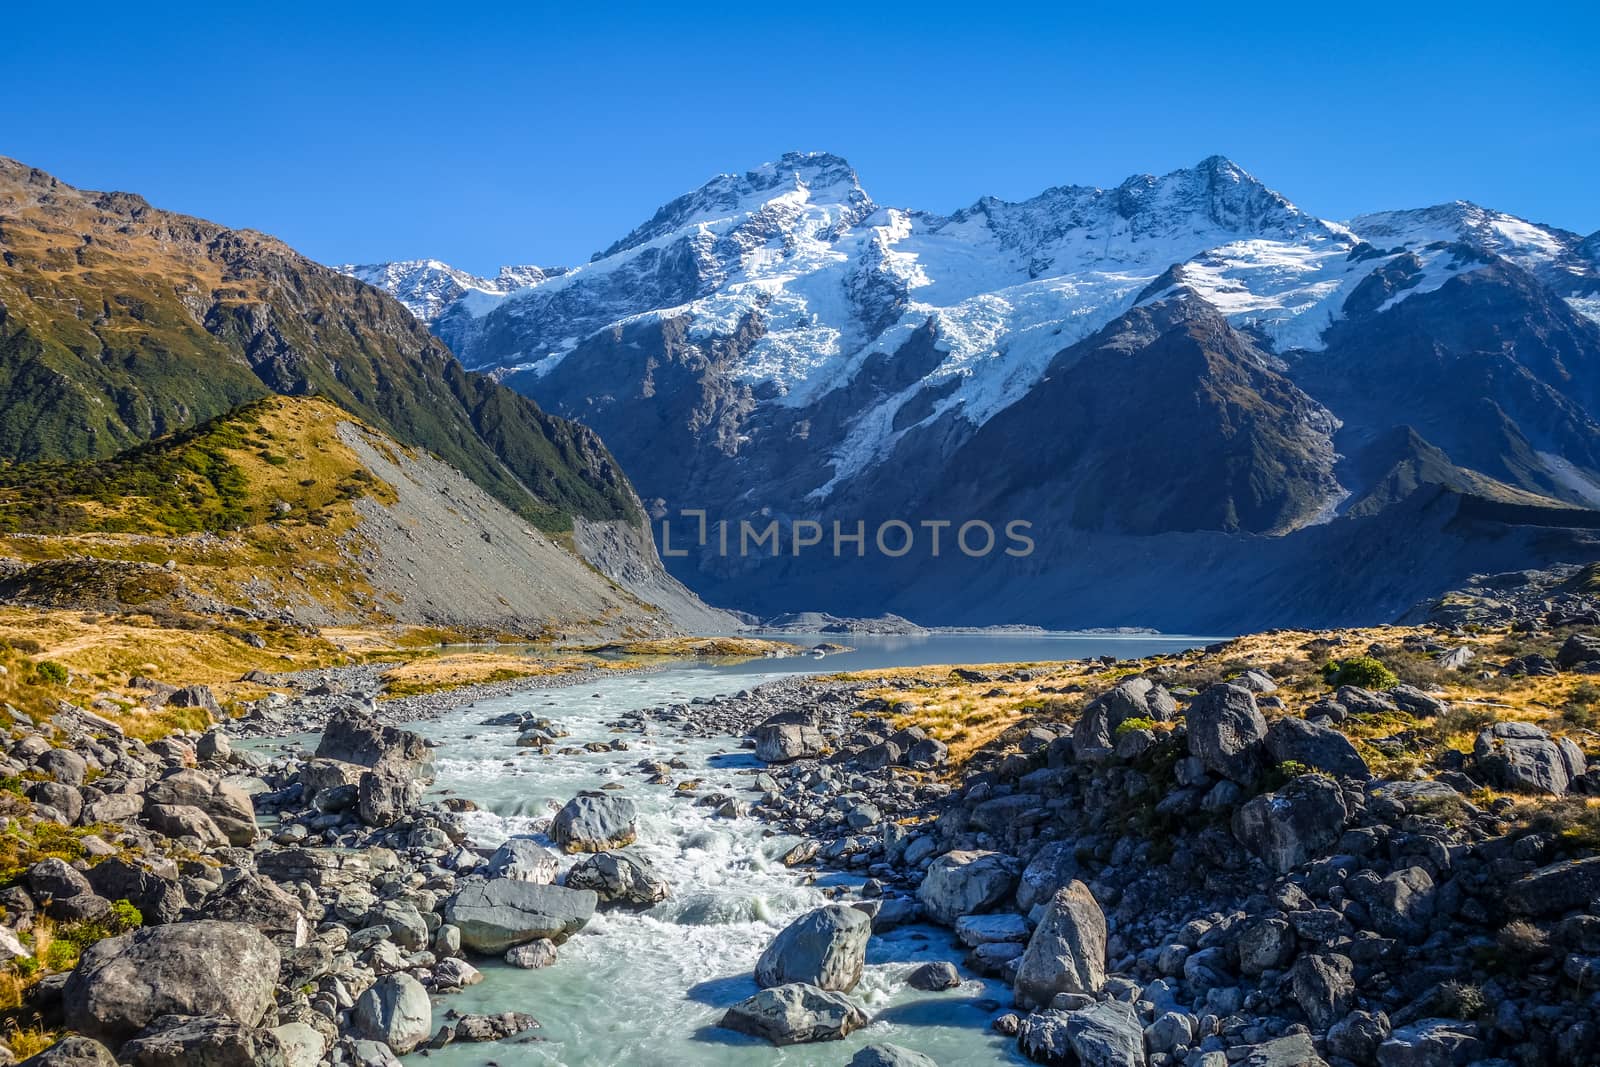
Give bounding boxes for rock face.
[352,973,432,1054]
[1507,855,1600,916]
[754,905,871,992]
[62,921,280,1042]
[119,1017,289,1067]
[1473,721,1584,795]
[1266,717,1371,780]
[1186,684,1269,784]
[1232,773,1351,873]
[1013,880,1108,1009]
[443,878,597,952]
[917,850,1018,925]
[1019,1001,1146,1067]
[754,714,826,763]
[1072,678,1178,759]
[566,850,670,908]
[550,791,638,852]
[718,983,868,1045]
[315,710,432,777]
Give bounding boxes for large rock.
[16,1037,118,1066]
[62,921,279,1043]
[849,1045,939,1067]
[753,714,826,763]
[484,838,560,884]
[1557,632,1600,668]
[143,770,256,846]
[917,850,1018,926]
[145,803,229,848]
[1376,1019,1484,1067]
[1506,855,1600,917]
[1072,678,1177,760]
[1019,1001,1146,1067]
[357,768,422,827]
[566,850,670,908]
[119,1016,289,1067]
[193,873,309,948]
[1186,684,1268,785]
[1291,952,1355,1028]
[1016,841,1083,914]
[550,791,638,852]
[718,983,867,1045]
[1473,721,1581,795]
[443,879,597,952]
[754,905,871,992]
[85,858,185,926]
[315,710,431,778]
[1013,880,1107,1010]
[1232,774,1350,873]
[1266,717,1370,780]
[352,973,432,1055]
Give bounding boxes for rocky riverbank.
[593,618,1600,1065]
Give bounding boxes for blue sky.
[8,2,1597,274]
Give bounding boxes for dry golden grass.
[378,651,626,699]
[580,636,799,659]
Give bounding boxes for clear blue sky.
[8,1,1597,274]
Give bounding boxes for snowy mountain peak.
[592,150,873,261]
[335,258,562,320]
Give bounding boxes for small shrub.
[31,661,68,686]
[1115,716,1157,736]
[1564,682,1600,728]
[1496,919,1551,962]
[1435,980,1486,1019]
[1323,656,1398,690]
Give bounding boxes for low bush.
[1322,656,1398,690]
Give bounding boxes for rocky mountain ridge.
[349,153,1600,630]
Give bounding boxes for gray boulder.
[192,872,309,948]
[1186,684,1269,784]
[484,838,560,884]
[1266,717,1370,780]
[566,850,670,908]
[1335,686,1396,715]
[62,921,279,1043]
[1474,721,1578,795]
[443,879,597,952]
[1016,841,1083,913]
[754,904,870,992]
[1328,1010,1393,1063]
[352,973,432,1055]
[916,850,1018,926]
[1013,881,1107,1010]
[1291,952,1355,1028]
[1071,678,1177,760]
[119,1016,289,1067]
[315,709,431,777]
[1557,632,1600,668]
[358,768,421,827]
[718,982,867,1045]
[16,1036,118,1066]
[550,791,638,852]
[850,1044,940,1067]
[1376,1019,1484,1067]
[1388,684,1446,717]
[1506,855,1600,916]
[753,715,826,763]
[1019,1001,1146,1067]
[1232,773,1350,873]
[145,803,228,848]
[906,960,961,991]
[143,770,256,846]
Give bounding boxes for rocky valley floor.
[0,603,1597,1066]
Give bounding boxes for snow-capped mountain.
[342,154,1600,630]
[336,259,566,322]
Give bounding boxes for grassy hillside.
[0,157,637,533]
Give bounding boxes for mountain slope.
[0,396,673,634]
[0,157,633,533]
[348,153,1600,629]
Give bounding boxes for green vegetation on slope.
[0,158,637,533]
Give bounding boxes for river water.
[394,633,1210,1066]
